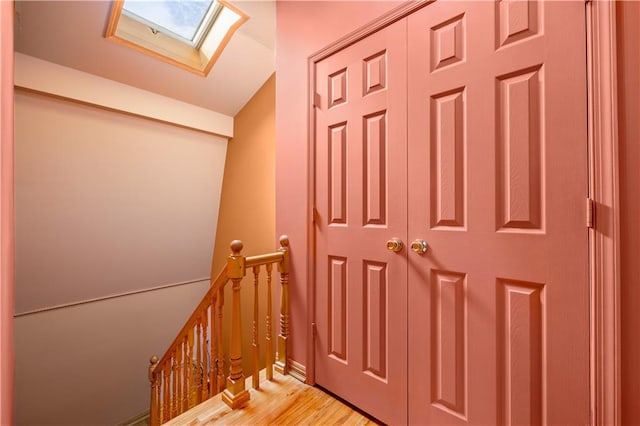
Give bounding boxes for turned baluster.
[213,298,219,393]
[183,334,187,410]
[265,262,274,381]
[163,361,171,422]
[174,343,181,414]
[201,313,209,401]
[149,356,160,426]
[157,371,164,426]
[275,235,290,374]
[252,265,260,389]
[187,328,195,408]
[182,328,193,413]
[221,240,250,408]
[196,319,203,404]
[215,288,225,393]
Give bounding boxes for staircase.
[147,236,291,425]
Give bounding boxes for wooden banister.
[275,235,290,375]
[265,262,274,381]
[148,356,160,423]
[153,268,229,371]
[245,252,284,267]
[148,236,290,425]
[221,240,250,408]
[252,266,260,390]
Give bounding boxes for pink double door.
[314,1,589,425]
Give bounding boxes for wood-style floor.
[164,370,381,425]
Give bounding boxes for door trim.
[305,2,621,425]
[0,1,15,424]
[586,1,621,425]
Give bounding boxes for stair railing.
[147,236,290,425]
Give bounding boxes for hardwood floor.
[164,370,381,425]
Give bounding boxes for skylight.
[105,0,248,76]
[122,0,218,46]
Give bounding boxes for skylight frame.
[121,0,222,48]
[105,0,248,77]
[193,2,224,49]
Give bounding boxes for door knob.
[386,238,403,253]
[410,239,428,255]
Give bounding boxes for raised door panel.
[314,20,408,426]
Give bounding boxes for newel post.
[221,240,250,409]
[275,235,290,374]
[148,355,160,426]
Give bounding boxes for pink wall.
[275,0,640,414]
[275,1,401,375]
[617,2,640,424]
[0,1,14,423]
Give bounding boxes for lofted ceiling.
[14,0,275,117]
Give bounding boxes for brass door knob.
[386,238,403,253]
[410,239,428,255]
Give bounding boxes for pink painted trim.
[306,61,315,385]
[14,277,209,317]
[0,1,14,424]
[587,1,621,425]
[307,0,431,63]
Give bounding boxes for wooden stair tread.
[163,370,379,425]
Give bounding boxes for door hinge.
[586,198,595,228]
[312,207,321,225]
[313,92,321,108]
[312,322,317,337]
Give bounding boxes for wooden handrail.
[245,252,284,268]
[154,268,229,370]
[148,236,290,425]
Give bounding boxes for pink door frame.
[586,1,621,424]
[0,1,15,424]
[304,1,621,424]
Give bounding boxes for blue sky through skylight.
[123,0,214,41]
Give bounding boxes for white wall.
[14,53,234,137]
[15,90,226,313]
[14,85,228,423]
[14,280,210,425]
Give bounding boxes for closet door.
[314,19,408,425]
[407,1,589,425]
